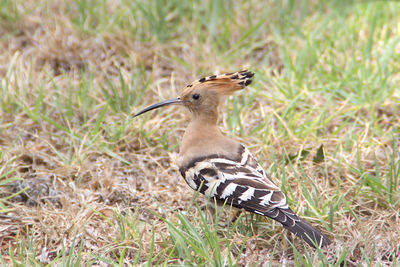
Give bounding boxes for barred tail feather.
[265,207,331,248]
[284,217,331,248]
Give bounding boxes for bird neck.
[192,110,219,125]
[177,111,242,168]
[186,112,220,138]
[179,112,222,153]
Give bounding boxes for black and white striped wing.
[179,145,296,224]
[179,145,331,248]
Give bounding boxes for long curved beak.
[133,97,183,117]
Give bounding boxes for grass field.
[1,0,399,266]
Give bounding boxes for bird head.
[133,70,254,118]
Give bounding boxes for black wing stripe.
[199,168,217,176]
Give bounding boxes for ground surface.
[0,0,399,266]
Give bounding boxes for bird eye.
[192,93,200,100]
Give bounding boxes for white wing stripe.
[239,187,255,202]
[204,180,220,197]
[240,147,250,165]
[221,183,238,198]
[259,192,273,206]
[210,158,236,164]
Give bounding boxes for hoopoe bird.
[134,70,331,248]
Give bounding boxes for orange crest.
[181,70,254,96]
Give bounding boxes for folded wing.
[179,144,331,248]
